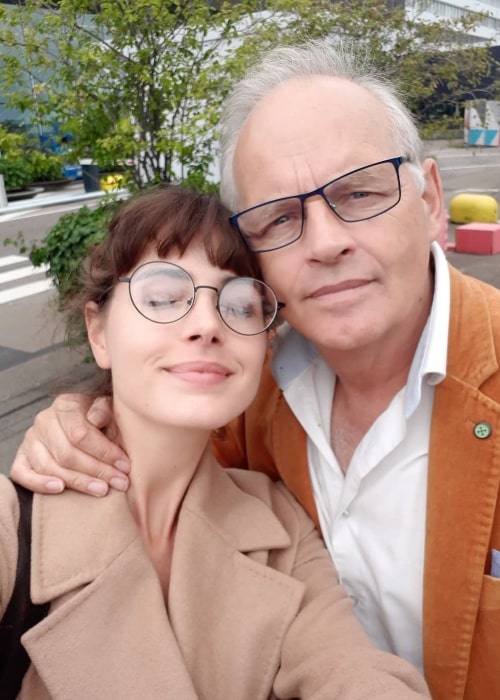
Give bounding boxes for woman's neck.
[107,408,211,594]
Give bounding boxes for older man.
[12,41,500,700]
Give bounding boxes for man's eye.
[271,214,291,227]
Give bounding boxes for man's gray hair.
[219,39,425,211]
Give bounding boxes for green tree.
[0,0,496,191]
[0,0,288,189]
[261,0,499,135]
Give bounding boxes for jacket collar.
[25,454,303,700]
[30,450,292,603]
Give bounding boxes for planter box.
[6,186,44,202]
[32,178,77,191]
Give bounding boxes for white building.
[406,0,500,42]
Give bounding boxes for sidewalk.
[0,180,127,473]
[0,179,127,217]
[0,344,96,474]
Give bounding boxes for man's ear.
[85,302,111,369]
[421,157,446,244]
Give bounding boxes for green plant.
[28,151,65,182]
[0,0,497,193]
[29,201,116,303]
[27,200,118,346]
[0,155,33,191]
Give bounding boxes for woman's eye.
[144,295,183,308]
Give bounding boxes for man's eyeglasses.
[230,156,409,253]
[118,261,283,336]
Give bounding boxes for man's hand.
[10,394,130,496]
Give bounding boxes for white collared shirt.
[271,243,450,671]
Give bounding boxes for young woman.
[0,186,430,699]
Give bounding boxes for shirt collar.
[404,242,449,417]
[272,242,450,415]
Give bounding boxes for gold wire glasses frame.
[118,261,284,336]
[230,156,409,253]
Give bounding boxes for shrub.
[0,155,33,191]
[28,151,66,182]
[0,125,33,191]
[30,201,117,301]
[28,200,120,345]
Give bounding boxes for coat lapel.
[168,456,305,700]
[23,457,305,700]
[424,267,500,700]
[24,491,199,700]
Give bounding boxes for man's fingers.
[54,399,130,473]
[12,420,130,496]
[87,396,114,429]
[11,393,131,496]
[11,439,130,496]
[10,447,66,494]
[64,418,130,474]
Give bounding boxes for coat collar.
[25,454,303,700]
[424,265,500,700]
[30,451,292,603]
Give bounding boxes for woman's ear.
[85,302,111,369]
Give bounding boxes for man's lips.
[308,279,372,298]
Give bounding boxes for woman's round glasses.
[118,261,284,336]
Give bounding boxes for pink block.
[455,223,500,255]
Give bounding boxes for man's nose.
[301,195,357,261]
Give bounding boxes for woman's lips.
[165,362,232,386]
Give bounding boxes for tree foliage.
[0,0,497,190]
[264,0,500,133]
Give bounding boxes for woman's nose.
[182,288,224,343]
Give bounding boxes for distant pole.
[0,175,8,208]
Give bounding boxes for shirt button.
[341,509,349,517]
[349,593,358,607]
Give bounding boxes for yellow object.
[99,173,125,192]
[449,193,498,225]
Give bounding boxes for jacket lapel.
[24,491,199,700]
[273,393,319,527]
[424,267,500,700]
[168,456,305,700]
[23,458,305,700]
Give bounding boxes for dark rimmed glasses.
[230,156,409,253]
[118,261,283,336]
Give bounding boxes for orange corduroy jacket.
[213,264,500,700]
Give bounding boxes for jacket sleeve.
[0,476,20,617]
[272,484,430,700]
[211,413,249,470]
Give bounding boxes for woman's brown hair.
[66,184,262,396]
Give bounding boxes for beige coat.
[213,265,500,700]
[0,456,429,699]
